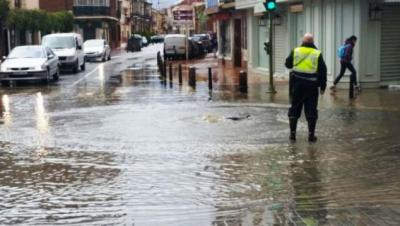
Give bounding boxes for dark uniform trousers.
[288,76,319,120]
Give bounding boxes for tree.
[195,5,208,33]
[6,9,74,38]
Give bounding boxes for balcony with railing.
[73,6,112,17]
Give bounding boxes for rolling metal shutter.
[274,23,287,74]
[381,3,400,82]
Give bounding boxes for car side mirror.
[1,56,6,62]
[48,54,55,59]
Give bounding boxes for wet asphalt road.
[0,44,399,225]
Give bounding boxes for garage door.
[381,3,400,82]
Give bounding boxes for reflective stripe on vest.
[293,47,321,74]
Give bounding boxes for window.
[74,0,110,6]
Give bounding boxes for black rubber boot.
[307,118,318,143]
[289,118,298,141]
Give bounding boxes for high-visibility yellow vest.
[293,47,321,74]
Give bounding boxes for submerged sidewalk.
[164,53,400,112]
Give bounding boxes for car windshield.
[191,37,201,42]
[42,36,75,49]
[194,35,207,40]
[84,40,104,48]
[8,46,45,59]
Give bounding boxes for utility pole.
[264,0,277,94]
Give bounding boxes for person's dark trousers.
[334,61,357,86]
[288,78,319,141]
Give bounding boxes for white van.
[42,33,85,73]
[164,34,186,60]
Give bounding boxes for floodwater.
[0,44,399,225]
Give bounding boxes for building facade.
[72,0,121,48]
[236,0,400,87]
[39,0,121,48]
[120,0,132,46]
[131,0,152,33]
[152,9,167,34]
[1,0,41,57]
[206,0,248,68]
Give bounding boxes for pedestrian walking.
[330,36,360,92]
[285,33,327,142]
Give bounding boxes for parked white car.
[42,33,85,73]
[164,34,187,60]
[0,45,59,84]
[142,36,148,47]
[83,39,111,62]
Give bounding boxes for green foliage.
[6,9,73,33]
[139,28,156,42]
[0,0,10,23]
[52,11,74,32]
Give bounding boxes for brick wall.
[39,0,73,12]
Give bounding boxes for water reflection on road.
[0,48,399,225]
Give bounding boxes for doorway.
[234,19,242,67]
[84,27,96,41]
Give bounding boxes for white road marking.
[70,64,103,87]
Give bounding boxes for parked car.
[188,37,205,59]
[192,34,213,53]
[83,39,111,62]
[151,35,164,44]
[42,33,85,73]
[126,34,142,52]
[0,45,59,84]
[164,34,187,60]
[142,37,148,47]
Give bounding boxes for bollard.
[239,70,248,93]
[178,64,183,85]
[157,54,162,75]
[163,60,167,78]
[349,76,354,99]
[188,66,196,88]
[208,67,213,90]
[169,63,173,83]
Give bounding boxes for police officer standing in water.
[285,33,327,142]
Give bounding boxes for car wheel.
[108,53,111,61]
[73,60,79,73]
[80,58,86,71]
[53,67,60,82]
[43,69,50,84]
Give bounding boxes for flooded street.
[0,44,399,225]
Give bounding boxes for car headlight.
[34,65,46,70]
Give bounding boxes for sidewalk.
[165,53,400,112]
